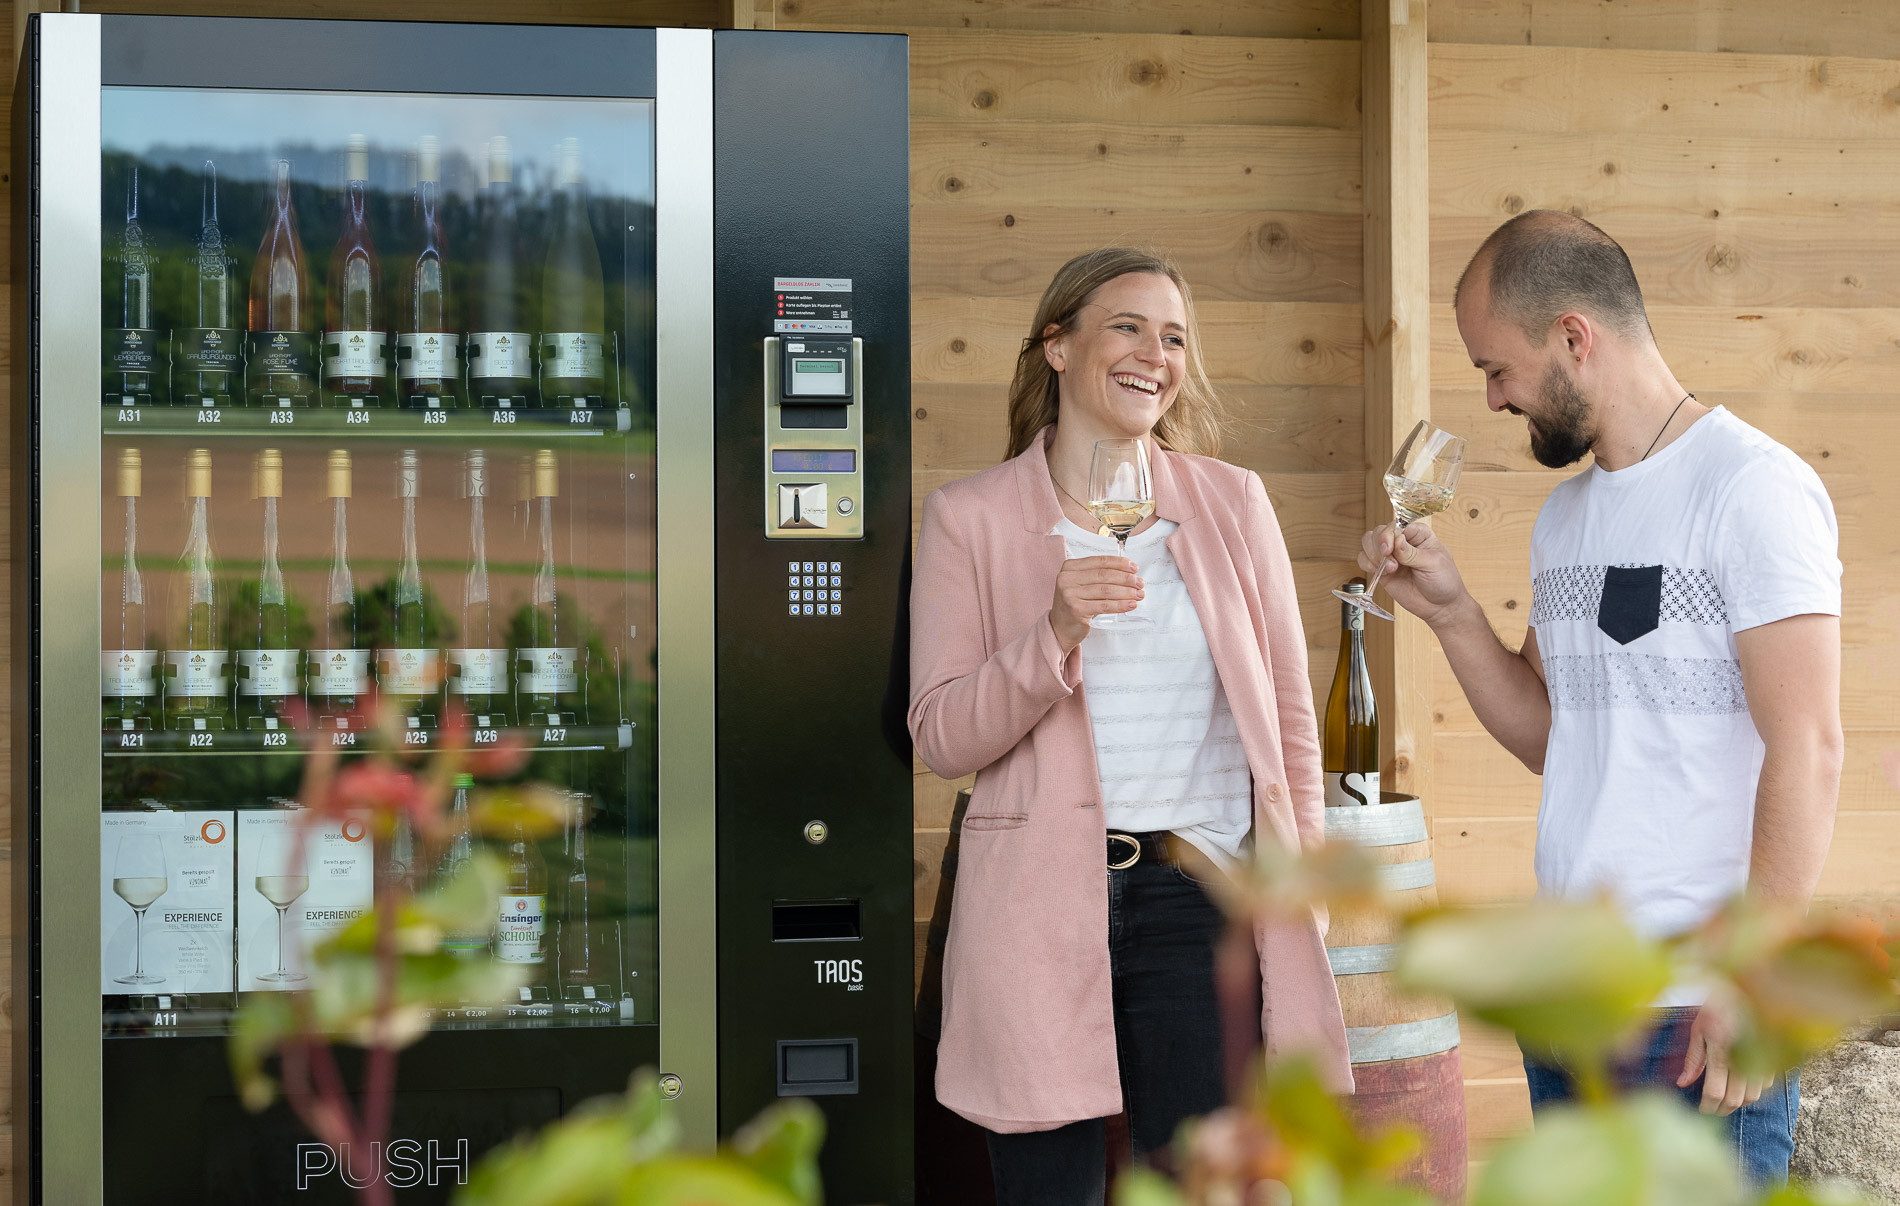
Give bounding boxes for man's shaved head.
[1455,210,1652,345]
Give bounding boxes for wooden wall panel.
[1429,0,1900,59]
[773,0,1359,40]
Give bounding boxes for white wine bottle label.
[236,649,298,697]
[248,331,317,378]
[448,648,508,695]
[324,329,389,378]
[397,332,462,380]
[517,647,580,694]
[102,650,160,698]
[376,647,441,695]
[468,331,533,379]
[308,648,371,696]
[106,328,160,374]
[1323,770,1380,808]
[164,649,230,697]
[540,332,605,381]
[175,327,241,373]
[495,893,546,963]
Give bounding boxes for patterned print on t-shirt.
[1531,563,1745,716]
[1529,564,1729,627]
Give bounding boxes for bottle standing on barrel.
[539,137,607,405]
[166,449,231,732]
[308,450,370,730]
[103,448,157,730]
[468,137,535,408]
[518,450,583,727]
[105,165,162,406]
[323,134,388,407]
[247,159,316,407]
[378,450,438,729]
[447,450,510,728]
[176,160,242,408]
[236,449,298,731]
[1323,579,1380,806]
[397,135,460,409]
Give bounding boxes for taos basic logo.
[341,819,368,843]
[199,819,227,844]
[296,1139,469,1190]
[814,958,864,990]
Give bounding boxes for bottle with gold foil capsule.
[236,449,298,731]
[307,449,370,730]
[165,449,232,732]
[447,450,509,727]
[377,449,438,729]
[518,449,583,727]
[1322,579,1380,806]
[103,448,158,730]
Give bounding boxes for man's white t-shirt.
[1528,407,1840,1001]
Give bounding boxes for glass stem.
[133,908,146,978]
[1364,517,1408,600]
[275,905,288,976]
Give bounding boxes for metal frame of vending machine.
[11,14,911,1205]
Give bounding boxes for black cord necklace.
[1642,392,1695,461]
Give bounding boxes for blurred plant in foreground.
[1115,835,1898,1206]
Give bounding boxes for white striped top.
[1056,516,1254,870]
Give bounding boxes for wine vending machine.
[11,15,913,1204]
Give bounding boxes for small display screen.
[793,359,844,374]
[773,449,856,474]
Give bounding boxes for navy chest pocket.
[1597,564,1663,645]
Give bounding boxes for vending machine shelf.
[103,405,636,438]
[102,722,635,757]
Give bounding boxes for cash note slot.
[776,1038,859,1097]
[771,899,861,942]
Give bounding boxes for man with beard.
[1357,210,1841,1184]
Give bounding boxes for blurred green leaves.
[1472,1094,1744,1206]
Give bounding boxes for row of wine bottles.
[105,135,611,408]
[103,444,589,733]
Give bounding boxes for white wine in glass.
[1087,438,1155,629]
[1338,419,1467,622]
[255,832,309,984]
[113,834,168,985]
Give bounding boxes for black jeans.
[985,858,1237,1206]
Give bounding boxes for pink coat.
[909,427,1353,1133]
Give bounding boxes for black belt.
[1106,830,1172,870]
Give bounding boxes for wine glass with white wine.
[112,833,169,985]
[1338,419,1467,622]
[1087,438,1156,628]
[254,831,310,984]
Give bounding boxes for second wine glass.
[1087,438,1156,629]
[1338,419,1467,622]
[254,831,310,985]
[112,833,168,986]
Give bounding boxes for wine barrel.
[1325,793,1467,1201]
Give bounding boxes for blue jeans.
[984,858,1239,1206]
[1522,1006,1798,1186]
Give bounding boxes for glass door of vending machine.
[16,17,725,1204]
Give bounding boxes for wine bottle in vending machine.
[166,450,231,731]
[447,450,510,728]
[468,137,535,408]
[103,448,157,730]
[104,165,163,407]
[377,450,438,728]
[323,134,388,407]
[518,450,583,727]
[175,160,242,408]
[247,159,316,407]
[539,137,607,405]
[236,449,299,731]
[1323,579,1380,806]
[397,135,460,409]
[308,450,370,730]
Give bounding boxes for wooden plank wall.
[1424,3,1900,1162]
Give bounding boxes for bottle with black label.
[323,134,388,407]
[377,449,438,728]
[448,450,509,727]
[166,449,231,731]
[247,159,316,407]
[397,135,460,408]
[517,449,583,726]
[175,160,241,408]
[1323,579,1380,806]
[236,450,298,731]
[105,165,162,406]
[539,138,606,405]
[468,137,534,408]
[308,450,369,729]
[103,448,157,730]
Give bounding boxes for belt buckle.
[1107,832,1141,871]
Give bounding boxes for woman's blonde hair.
[1004,247,1226,460]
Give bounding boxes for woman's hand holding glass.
[1050,556,1144,653]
